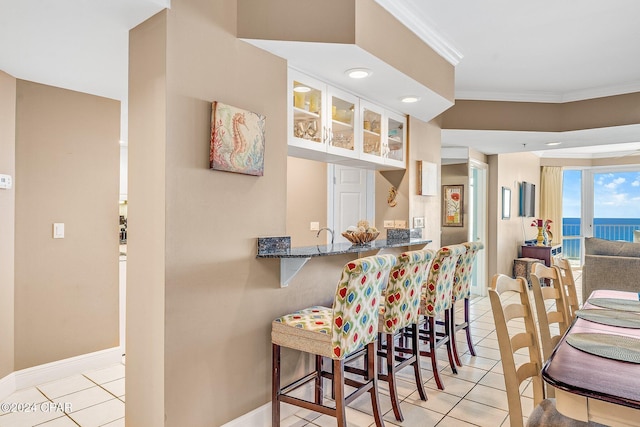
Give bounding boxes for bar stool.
[418,244,466,390]
[450,241,484,366]
[271,254,397,427]
[377,249,434,421]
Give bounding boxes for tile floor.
[0,364,125,427]
[0,270,581,427]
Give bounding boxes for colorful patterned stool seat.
[451,241,484,366]
[418,244,466,390]
[271,254,397,427]
[272,306,332,357]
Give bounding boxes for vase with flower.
[531,219,553,246]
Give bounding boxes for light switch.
[310,221,320,231]
[53,223,65,239]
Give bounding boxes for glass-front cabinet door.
[385,112,406,168]
[327,87,359,159]
[288,70,326,154]
[359,100,384,164]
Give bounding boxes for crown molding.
[455,90,563,103]
[374,0,463,66]
[561,80,640,103]
[457,80,640,104]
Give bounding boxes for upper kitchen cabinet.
[288,69,406,170]
[288,71,327,157]
[385,111,406,169]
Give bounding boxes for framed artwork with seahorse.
[442,184,464,227]
[210,101,266,176]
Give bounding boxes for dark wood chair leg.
[386,332,403,421]
[410,323,427,401]
[422,316,445,390]
[334,359,347,427]
[464,298,477,356]
[367,342,386,427]
[450,306,463,367]
[315,355,323,405]
[444,308,458,375]
[272,343,281,427]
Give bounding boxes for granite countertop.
[257,238,432,259]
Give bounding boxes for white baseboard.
[0,346,123,401]
[221,401,299,427]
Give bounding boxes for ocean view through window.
[562,169,640,260]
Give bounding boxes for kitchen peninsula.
[257,236,432,287]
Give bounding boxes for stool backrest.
[422,244,466,316]
[552,257,580,321]
[381,249,434,334]
[453,241,484,302]
[489,274,544,427]
[331,254,397,360]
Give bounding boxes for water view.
[562,217,640,259]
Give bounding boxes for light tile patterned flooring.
[0,364,125,427]
[0,270,582,427]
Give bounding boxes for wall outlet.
[413,217,425,228]
[383,220,394,228]
[310,221,320,231]
[394,220,407,228]
[0,174,12,189]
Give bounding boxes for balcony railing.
[562,218,640,260]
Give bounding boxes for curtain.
[540,166,563,244]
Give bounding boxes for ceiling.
[2,0,640,157]
[375,0,640,158]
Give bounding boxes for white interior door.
[470,160,488,296]
[328,164,374,244]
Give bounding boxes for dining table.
[542,289,640,426]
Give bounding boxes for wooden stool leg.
[367,342,385,427]
[422,316,445,390]
[450,307,463,367]
[410,323,427,401]
[386,332,403,421]
[334,359,346,427]
[464,298,477,356]
[315,355,323,405]
[272,343,281,427]
[444,308,458,375]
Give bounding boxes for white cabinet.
[288,69,406,170]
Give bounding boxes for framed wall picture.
[442,184,463,227]
[210,101,266,176]
[502,186,511,219]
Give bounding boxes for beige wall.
[237,0,454,103]
[376,169,409,233]
[488,152,541,279]
[441,163,469,246]
[14,81,120,369]
[409,117,442,248]
[441,92,640,132]
[0,71,16,378]
[128,1,449,425]
[286,157,328,246]
[127,10,167,427]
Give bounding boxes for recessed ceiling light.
[293,85,311,93]
[401,96,421,103]
[546,142,562,146]
[345,68,372,79]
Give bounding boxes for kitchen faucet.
[316,227,334,245]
